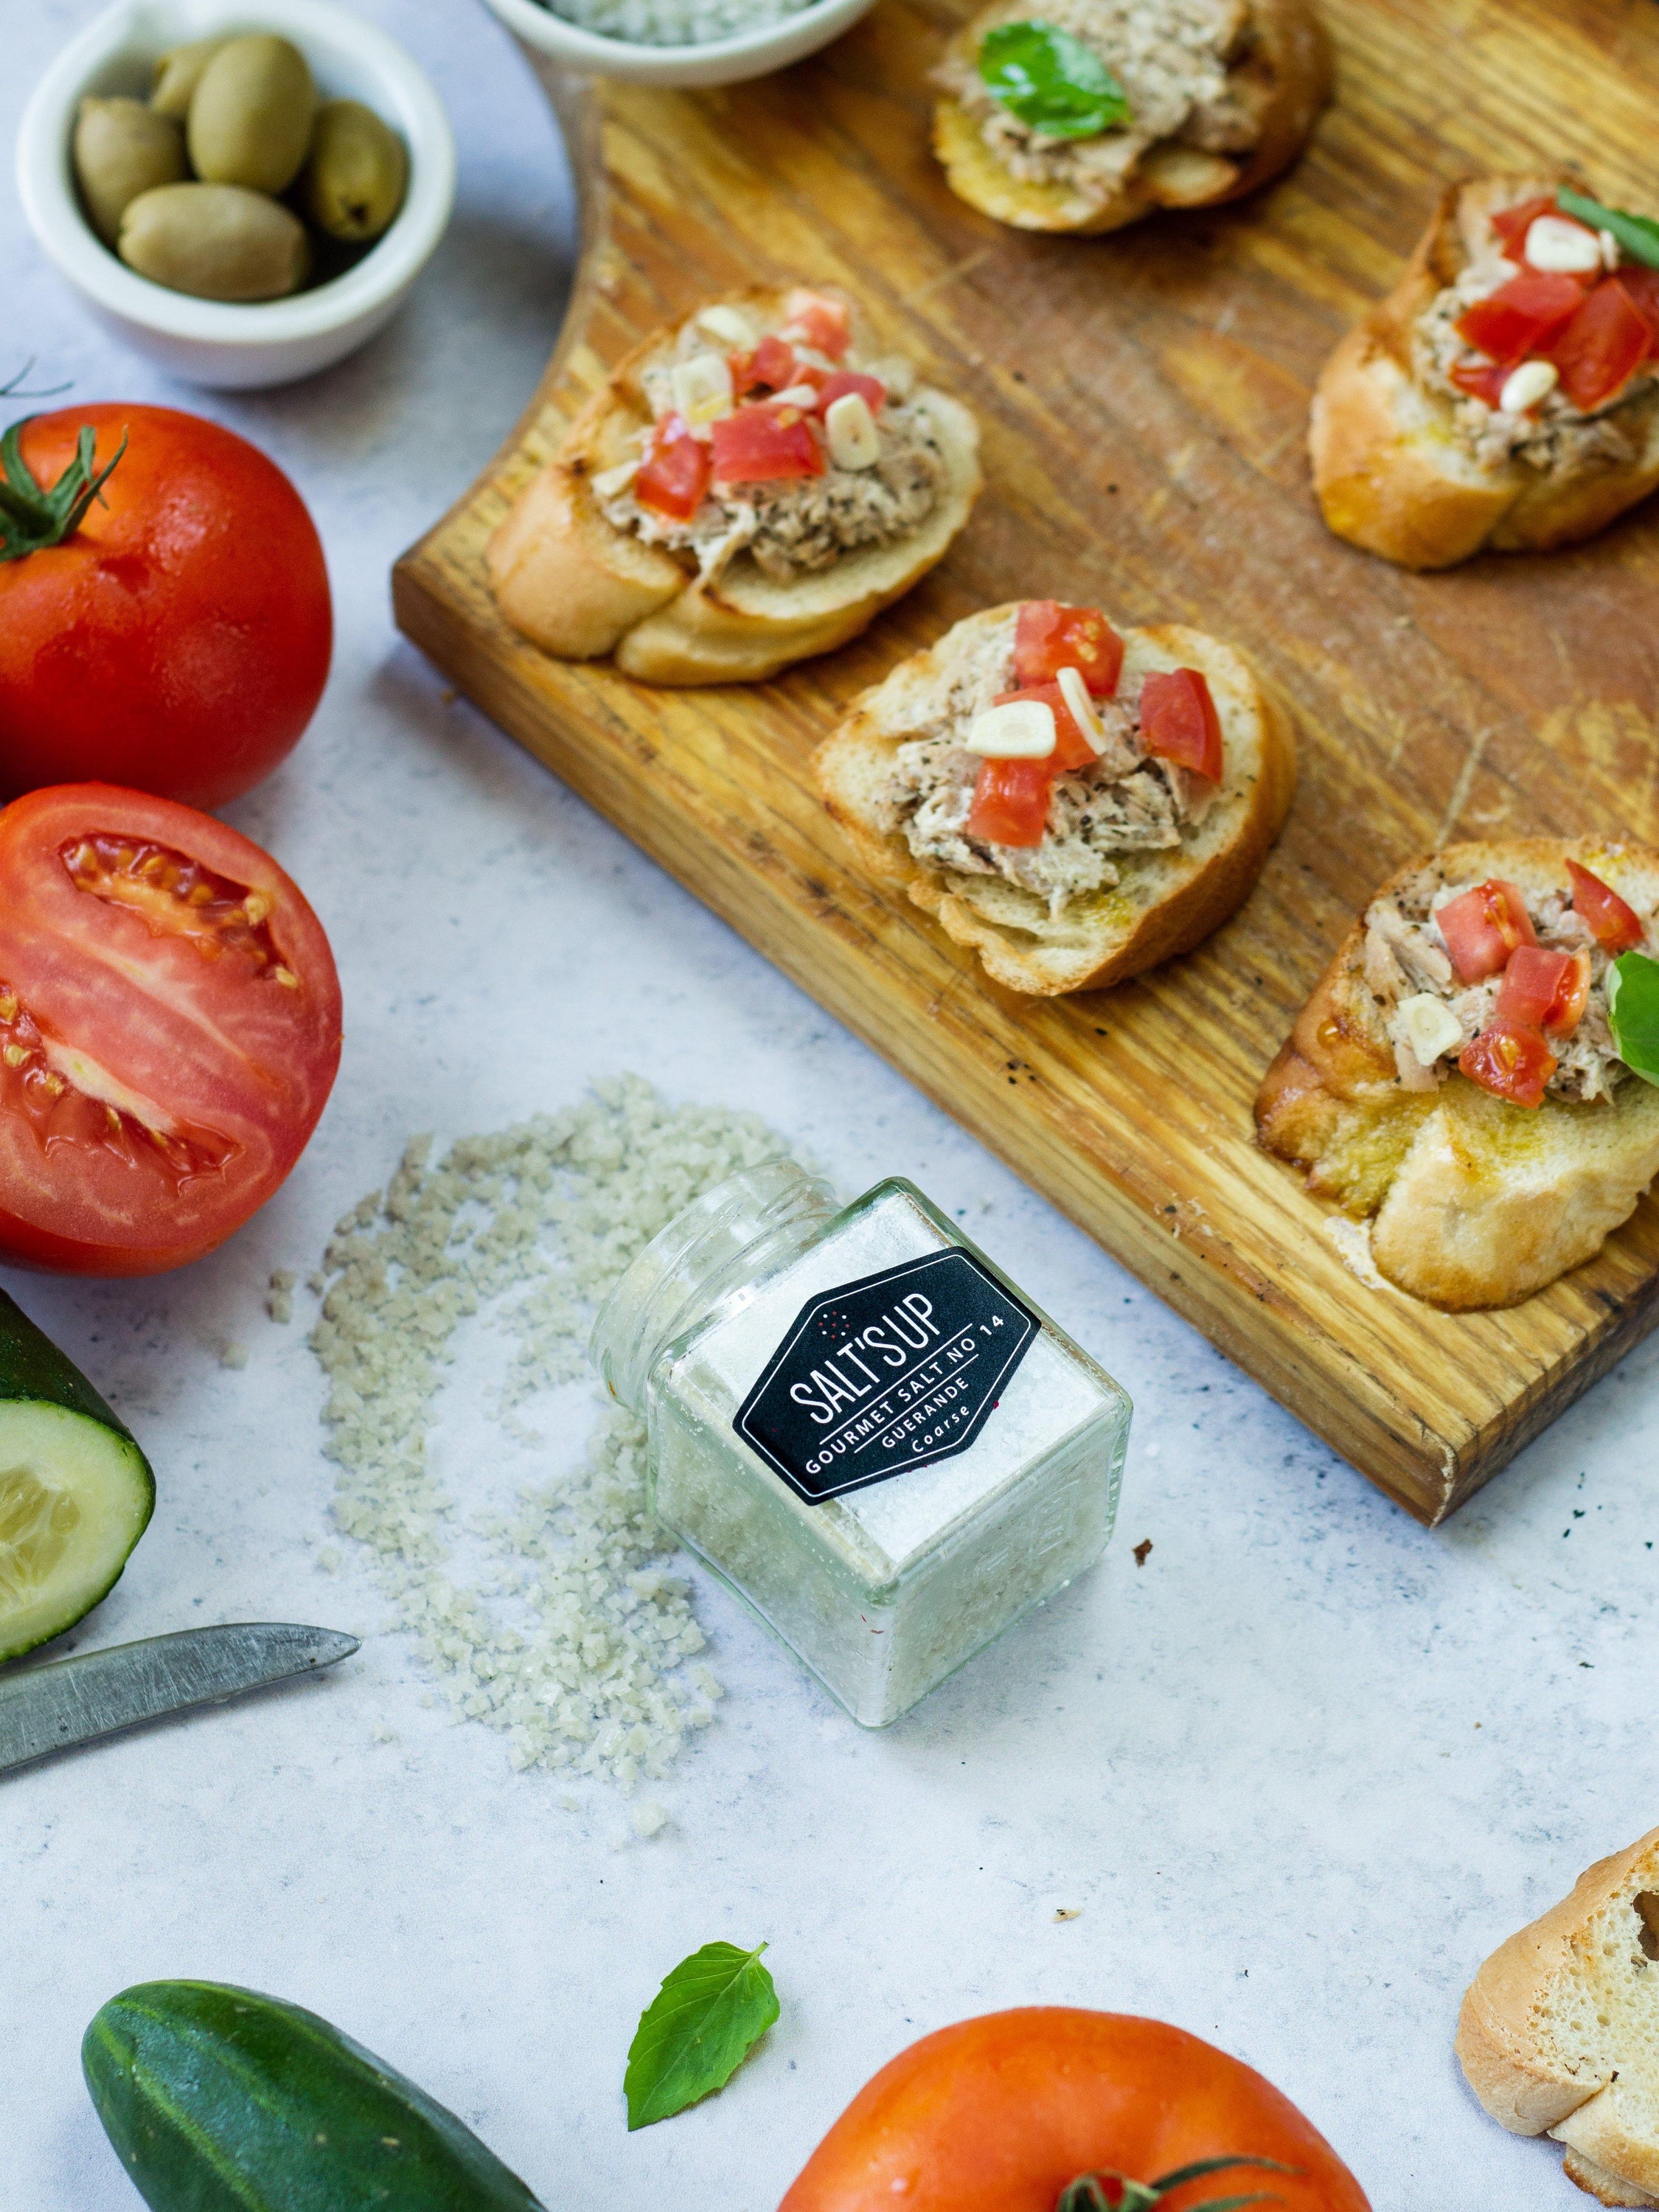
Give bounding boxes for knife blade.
[0,1623,360,1777]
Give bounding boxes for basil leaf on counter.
[1557,186,1659,270]
[1608,951,1659,1085]
[978,22,1131,140]
[624,1941,779,2129]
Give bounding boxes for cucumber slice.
[0,1291,154,1663]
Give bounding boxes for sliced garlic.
[865,355,913,400]
[1601,227,1621,271]
[1055,666,1107,755]
[964,700,1057,759]
[1499,358,1559,414]
[825,391,880,470]
[1389,992,1465,1068]
[771,383,822,409]
[591,458,640,501]
[695,303,757,347]
[670,352,734,429]
[1523,215,1602,274]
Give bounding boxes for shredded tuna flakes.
[308,1078,784,1795]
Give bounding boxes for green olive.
[74,97,187,247]
[186,33,314,196]
[148,38,228,119]
[118,181,310,302]
[299,99,408,243]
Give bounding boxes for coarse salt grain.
[307,1077,782,1796]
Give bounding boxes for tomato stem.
[0,414,128,563]
[1056,2155,1299,2212]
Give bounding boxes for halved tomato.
[1615,267,1659,358]
[635,415,712,521]
[1566,858,1645,953]
[966,759,1052,848]
[709,403,824,484]
[0,785,341,1276]
[785,290,852,360]
[1449,359,1511,409]
[1015,602,1125,697]
[731,334,799,397]
[814,369,887,418]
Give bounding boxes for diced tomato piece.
[1490,194,1568,262]
[1014,602,1125,697]
[993,684,1095,773]
[814,369,886,417]
[1566,858,1645,953]
[1139,668,1223,784]
[1615,267,1659,360]
[731,334,799,397]
[964,758,1052,848]
[1434,879,1537,982]
[1449,359,1512,408]
[1546,277,1652,410]
[785,290,852,361]
[1459,1022,1557,1108]
[1495,945,1590,1036]
[1456,271,1588,367]
[633,414,711,521]
[709,402,824,485]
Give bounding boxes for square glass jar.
[592,1160,1130,1727]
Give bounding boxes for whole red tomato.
[779,2010,1371,2212]
[0,783,342,1275]
[0,406,330,810]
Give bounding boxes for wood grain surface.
[392,0,1659,1525]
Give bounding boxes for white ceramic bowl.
[16,0,457,389]
[479,0,878,91]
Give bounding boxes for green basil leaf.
[1557,187,1659,271]
[978,22,1130,140]
[1607,951,1659,1086]
[623,1941,779,2130]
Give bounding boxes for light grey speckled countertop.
[1,6,1655,2207]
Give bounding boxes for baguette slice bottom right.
[1457,1824,1659,2205]
[1254,837,1659,1308]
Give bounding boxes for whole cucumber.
[84,1982,549,2212]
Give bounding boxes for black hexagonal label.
[732,1249,1038,1504]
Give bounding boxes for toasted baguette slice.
[1456,1826,1659,2205]
[1256,838,1659,1309]
[1310,177,1659,568]
[933,0,1332,235]
[814,604,1295,995]
[486,286,981,687]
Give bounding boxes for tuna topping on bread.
[815,600,1295,997]
[1363,855,1655,1105]
[868,604,1218,920]
[600,296,949,585]
[1411,182,1659,482]
[931,0,1330,236]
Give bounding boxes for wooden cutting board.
[392,0,1659,1526]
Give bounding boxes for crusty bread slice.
[1255,838,1659,1309]
[486,286,981,687]
[932,0,1332,235]
[1456,1826,1659,2205]
[1310,177,1659,568]
[814,604,1296,995]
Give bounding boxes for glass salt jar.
[591,1158,1130,1728]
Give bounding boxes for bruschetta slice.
[813,599,1295,995]
[486,286,981,686]
[931,0,1331,237]
[1311,178,1659,568]
[1256,839,1659,1308]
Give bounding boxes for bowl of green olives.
[18,0,456,388]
